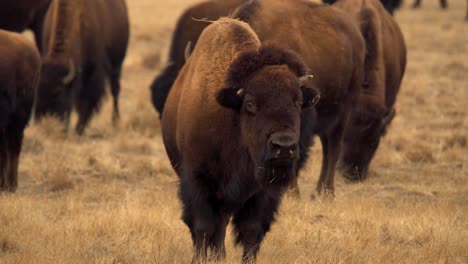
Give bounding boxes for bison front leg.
[440,0,448,9]
[315,121,345,198]
[412,0,422,8]
[5,130,22,192]
[180,181,228,262]
[233,192,280,263]
[75,65,105,135]
[288,110,316,198]
[466,0,468,21]
[0,128,10,191]
[189,207,228,262]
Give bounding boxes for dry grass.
[1,0,467,263]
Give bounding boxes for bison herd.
[0,0,461,262]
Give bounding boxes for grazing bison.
[322,0,402,15]
[232,0,365,196]
[0,30,41,192]
[412,0,447,9]
[162,18,320,262]
[150,0,245,117]
[330,0,407,181]
[0,0,52,50]
[35,0,129,134]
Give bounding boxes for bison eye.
[245,101,257,114]
[296,100,304,108]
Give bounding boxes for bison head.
[35,60,76,120]
[217,45,320,194]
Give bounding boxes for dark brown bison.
[232,0,365,196]
[162,18,320,262]
[34,0,129,134]
[150,0,246,117]
[0,0,52,50]
[329,0,407,181]
[413,0,468,20]
[322,0,402,15]
[0,30,41,192]
[412,0,447,9]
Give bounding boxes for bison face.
[35,61,76,120]
[339,108,388,181]
[217,65,319,194]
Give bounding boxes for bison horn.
[236,88,244,96]
[62,60,76,85]
[184,41,192,62]
[298,74,314,87]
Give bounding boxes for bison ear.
[216,88,244,110]
[299,75,320,108]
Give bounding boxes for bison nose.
[269,133,298,160]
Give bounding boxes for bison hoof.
[311,189,334,202]
[340,165,367,182]
[286,186,301,198]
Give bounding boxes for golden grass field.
[1,0,467,263]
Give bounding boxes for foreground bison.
[35,0,129,134]
[162,18,320,262]
[330,0,407,181]
[0,0,52,49]
[0,30,41,192]
[232,0,365,196]
[151,0,245,117]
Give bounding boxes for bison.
[34,0,129,135]
[329,0,407,181]
[231,0,365,196]
[322,0,402,15]
[0,0,52,50]
[0,30,41,192]
[413,0,468,21]
[150,0,246,117]
[162,18,320,262]
[412,0,447,9]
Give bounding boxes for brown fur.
[331,0,407,181]
[150,0,247,116]
[0,30,41,192]
[35,0,129,135]
[162,18,320,262]
[0,0,52,50]
[232,0,366,196]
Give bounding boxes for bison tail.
[150,63,180,118]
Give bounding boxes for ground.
[0,0,467,263]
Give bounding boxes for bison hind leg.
[109,66,122,126]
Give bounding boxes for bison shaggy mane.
[226,44,310,89]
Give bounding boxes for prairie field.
[1,0,467,263]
